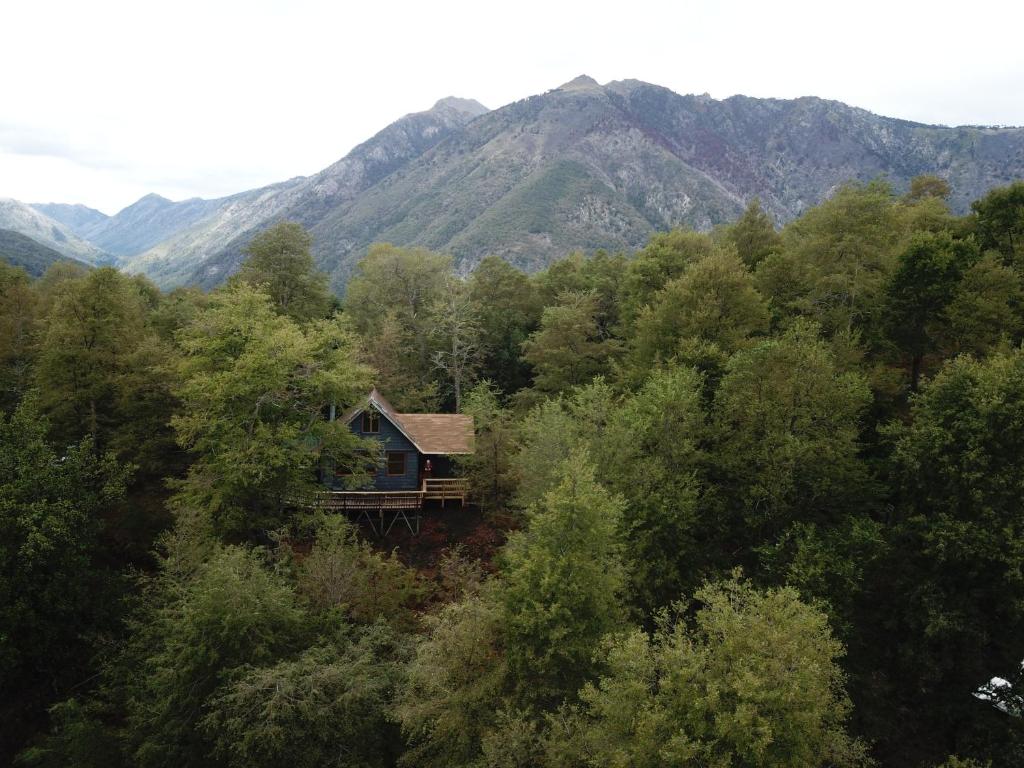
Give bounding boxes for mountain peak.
[431,96,489,117]
[557,74,601,91]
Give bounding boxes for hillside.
[0,199,110,265]
[121,96,489,287]
[22,77,1024,291]
[183,76,1024,291]
[0,229,86,276]
[31,202,109,236]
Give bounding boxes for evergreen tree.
[235,222,331,322]
[501,451,626,708]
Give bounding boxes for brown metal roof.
[339,389,475,455]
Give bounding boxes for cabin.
[321,387,473,496]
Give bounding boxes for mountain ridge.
[12,77,1024,290]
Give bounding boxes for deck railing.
[422,477,470,505]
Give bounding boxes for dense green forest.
[3,178,1024,768]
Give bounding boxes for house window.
[362,411,380,433]
[386,451,406,476]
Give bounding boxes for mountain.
[0,199,110,265]
[37,77,1024,291]
[31,202,109,236]
[121,96,490,287]
[170,77,1024,291]
[0,229,88,276]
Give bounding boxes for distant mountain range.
[6,76,1024,290]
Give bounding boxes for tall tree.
[971,181,1024,265]
[234,222,331,322]
[726,198,782,268]
[501,451,626,708]
[521,291,620,395]
[459,381,518,512]
[344,244,453,408]
[569,577,869,768]
[468,256,541,394]
[630,247,769,371]
[171,283,371,538]
[430,276,482,410]
[602,365,709,612]
[0,399,129,764]
[883,231,976,390]
[877,349,1024,764]
[0,263,38,411]
[712,320,872,549]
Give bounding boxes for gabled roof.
[342,388,475,455]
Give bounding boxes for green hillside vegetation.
[0,228,85,276]
[2,177,1024,768]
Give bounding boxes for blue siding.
[347,411,420,491]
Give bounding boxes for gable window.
[362,411,380,433]
[386,451,406,476]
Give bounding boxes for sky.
[2,0,1022,214]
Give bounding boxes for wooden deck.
[422,477,469,505]
[316,478,470,536]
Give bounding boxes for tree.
[883,231,976,390]
[468,256,541,394]
[630,247,769,370]
[344,244,453,408]
[521,291,620,395]
[906,174,952,202]
[430,276,482,410]
[712,320,872,548]
[944,252,1024,355]
[877,349,1024,762]
[397,587,508,768]
[459,381,518,512]
[234,222,331,322]
[0,263,37,411]
[618,229,720,333]
[726,198,782,268]
[171,283,371,538]
[501,451,626,708]
[124,545,309,768]
[201,625,406,768]
[774,181,903,339]
[0,399,129,764]
[602,365,709,612]
[33,267,173,462]
[571,577,869,768]
[971,181,1024,265]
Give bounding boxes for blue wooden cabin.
[322,388,474,492]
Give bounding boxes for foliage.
[171,283,371,538]
[0,398,129,763]
[521,291,620,394]
[501,451,626,708]
[712,320,872,547]
[397,587,507,768]
[458,381,519,512]
[234,221,332,322]
[570,577,869,768]
[201,624,407,768]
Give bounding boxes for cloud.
[1,0,1022,212]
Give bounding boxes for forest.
[2,177,1024,768]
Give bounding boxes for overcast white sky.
[2,0,1022,214]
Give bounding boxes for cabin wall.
[346,411,420,491]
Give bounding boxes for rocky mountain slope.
[0,229,87,276]
[183,76,1024,291]
[0,199,109,264]
[32,202,109,236]
[18,77,1024,291]
[121,96,489,287]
